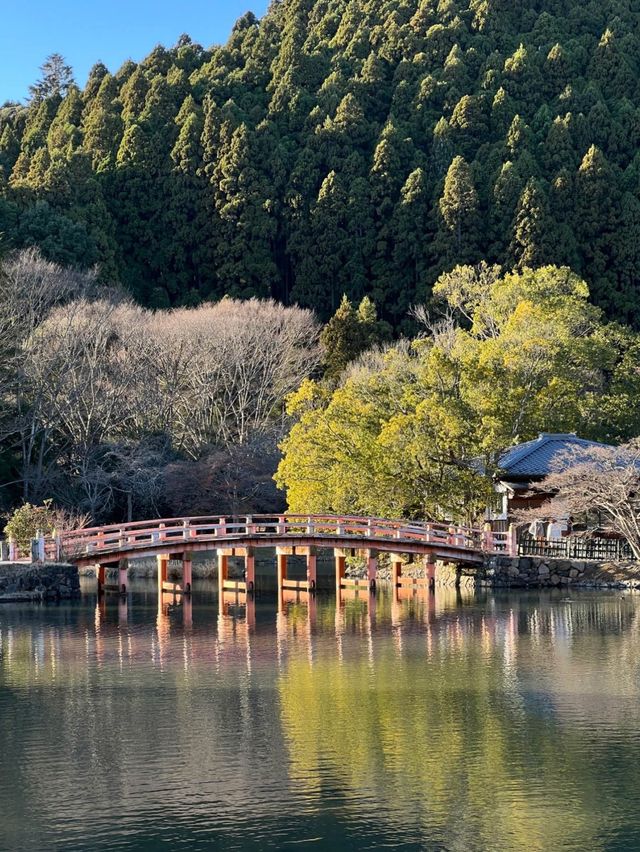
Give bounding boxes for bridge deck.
[50,514,513,567]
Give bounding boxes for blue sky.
[0,0,270,103]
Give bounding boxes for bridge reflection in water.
[92,578,447,675]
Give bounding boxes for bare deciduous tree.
[143,298,321,454]
[527,441,640,559]
[0,250,97,503]
[11,288,320,521]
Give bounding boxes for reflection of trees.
[2,593,640,849]
[278,593,640,851]
[0,608,291,849]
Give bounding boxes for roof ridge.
[499,434,545,469]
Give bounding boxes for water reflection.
[0,587,639,850]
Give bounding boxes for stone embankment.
[481,555,640,590]
[0,563,80,602]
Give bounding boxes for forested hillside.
[3,0,640,323]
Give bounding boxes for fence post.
[9,537,17,561]
[52,528,62,562]
[31,530,45,563]
[32,529,45,562]
[507,524,517,558]
[482,522,494,553]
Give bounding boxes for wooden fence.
[518,536,634,561]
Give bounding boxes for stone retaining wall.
[0,563,80,601]
[480,555,640,589]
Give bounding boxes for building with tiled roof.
[491,433,614,520]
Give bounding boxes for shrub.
[4,502,57,549]
[4,501,89,549]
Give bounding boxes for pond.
[1,583,639,851]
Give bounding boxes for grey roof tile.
[498,433,613,477]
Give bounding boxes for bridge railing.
[54,514,513,561]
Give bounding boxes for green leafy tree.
[278,266,640,520]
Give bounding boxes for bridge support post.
[277,551,287,592]
[366,549,378,591]
[217,552,229,597]
[182,553,193,594]
[425,555,436,592]
[96,564,106,594]
[157,554,169,598]
[118,559,128,594]
[334,550,346,592]
[245,548,255,592]
[391,554,403,587]
[306,549,317,591]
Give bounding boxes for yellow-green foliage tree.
[276,265,640,522]
[4,502,57,548]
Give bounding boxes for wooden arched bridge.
[34,514,514,597]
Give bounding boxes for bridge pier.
[157,554,169,597]
[158,552,193,597]
[391,553,403,587]
[425,555,436,591]
[182,553,193,594]
[306,550,317,590]
[334,547,378,593]
[277,550,287,591]
[118,559,128,594]
[217,551,229,595]
[245,548,255,592]
[217,547,252,594]
[276,546,315,593]
[367,549,378,590]
[334,549,346,592]
[96,559,127,595]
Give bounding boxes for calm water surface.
[1,583,639,851]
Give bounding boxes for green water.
[1,584,639,851]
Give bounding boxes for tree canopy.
[276,265,640,522]
[4,3,640,322]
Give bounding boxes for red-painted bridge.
[33,514,515,596]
